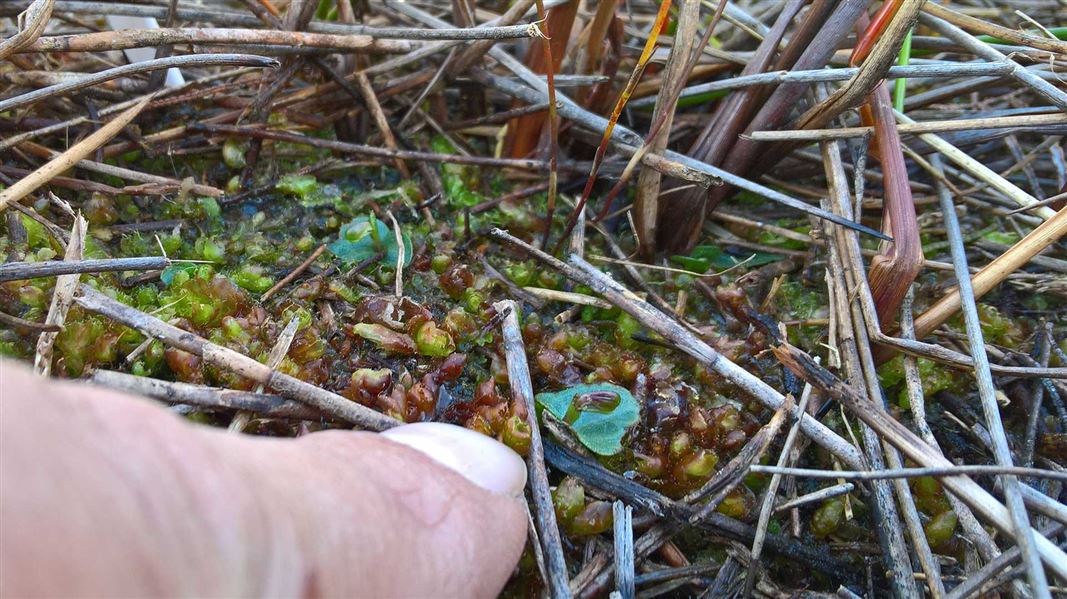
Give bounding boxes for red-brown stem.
[535,0,562,250]
[865,82,923,326]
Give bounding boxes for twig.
[228,315,302,433]
[0,311,60,332]
[89,369,323,420]
[893,111,1054,219]
[33,215,85,377]
[18,141,224,198]
[0,54,278,112]
[190,123,564,172]
[631,0,702,256]
[745,111,1067,141]
[612,501,635,599]
[898,292,1007,569]
[929,154,1050,597]
[521,287,612,309]
[917,11,1067,112]
[355,73,410,177]
[24,28,414,54]
[493,300,570,599]
[744,387,807,596]
[0,257,169,283]
[260,244,325,302]
[3,1,542,40]
[631,62,1018,107]
[532,0,559,251]
[0,0,53,60]
[74,286,399,431]
[0,96,151,212]
[912,203,1067,339]
[749,465,1067,482]
[944,524,1067,599]
[773,483,855,513]
[632,563,719,587]
[821,131,921,599]
[385,211,404,299]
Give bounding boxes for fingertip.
[381,422,528,499]
[263,428,530,597]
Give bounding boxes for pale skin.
[0,363,527,597]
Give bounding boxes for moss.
[878,355,965,408]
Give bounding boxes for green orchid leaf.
[671,244,782,273]
[327,215,412,267]
[535,383,639,456]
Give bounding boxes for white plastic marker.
[104,15,185,87]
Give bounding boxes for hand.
[0,361,528,597]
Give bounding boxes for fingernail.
[381,422,527,498]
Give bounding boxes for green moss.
[233,267,274,293]
[777,281,823,320]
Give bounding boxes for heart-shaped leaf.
[535,383,639,456]
[328,215,412,267]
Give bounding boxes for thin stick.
[18,141,224,198]
[773,483,855,513]
[944,524,1067,599]
[0,311,61,332]
[493,300,570,599]
[750,465,1067,482]
[90,369,323,419]
[190,123,563,172]
[355,73,410,177]
[922,3,1067,56]
[899,292,1006,568]
[0,257,169,283]
[385,211,404,299]
[929,154,1050,597]
[75,286,399,431]
[912,205,1067,339]
[521,287,613,309]
[630,62,1018,108]
[745,111,1067,142]
[0,96,150,212]
[228,315,302,433]
[893,111,1054,219]
[0,54,278,112]
[631,0,698,255]
[0,0,53,60]
[612,501,635,599]
[2,1,541,40]
[821,125,924,599]
[917,12,1067,112]
[633,563,719,587]
[533,0,559,251]
[34,215,85,377]
[24,28,415,54]
[744,385,810,596]
[260,245,326,301]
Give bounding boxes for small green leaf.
[160,263,196,286]
[535,383,639,456]
[327,215,412,267]
[276,174,318,199]
[671,244,782,273]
